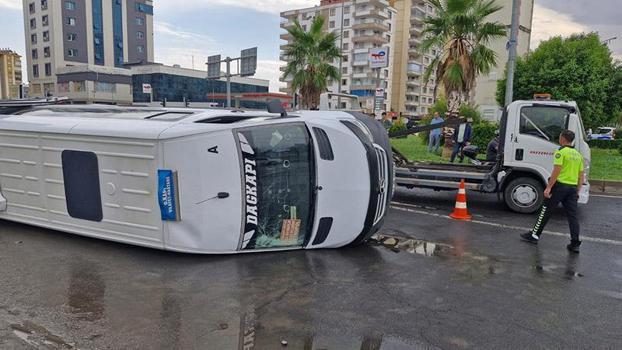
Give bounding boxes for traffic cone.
[449,179,472,220]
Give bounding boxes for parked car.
[590,127,616,140]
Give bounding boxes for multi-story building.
[389,0,438,117]
[474,0,534,121]
[280,0,397,113]
[22,0,154,101]
[0,49,23,99]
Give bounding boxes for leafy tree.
[422,0,506,115]
[282,16,341,109]
[496,33,622,128]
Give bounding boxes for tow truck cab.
[395,100,591,214]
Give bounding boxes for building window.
[95,81,116,93]
[94,37,101,45]
[66,17,76,26]
[342,43,348,50]
[43,31,50,42]
[41,0,47,10]
[42,15,49,26]
[342,79,348,86]
[344,6,350,14]
[135,2,154,15]
[330,8,336,16]
[29,2,35,14]
[137,31,144,39]
[341,67,348,74]
[67,33,77,41]
[135,17,143,25]
[329,21,335,29]
[30,18,36,29]
[31,34,37,44]
[44,63,51,76]
[32,49,38,60]
[343,30,349,39]
[32,64,39,78]
[44,47,50,57]
[344,18,350,26]
[137,45,144,53]
[65,1,76,10]
[67,48,78,57]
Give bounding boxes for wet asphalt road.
[1,189,621,349]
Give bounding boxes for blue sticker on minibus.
[158,169,177,221]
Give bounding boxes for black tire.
[503,177,544,214]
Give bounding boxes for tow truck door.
[506,103,572,180]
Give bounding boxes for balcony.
[352,19,390,32]
[280,32,291,41]
[356,0,391,6]
[352,35,389,45]
[352,60,368,67]
[352,72,370,79]
[353,9,389,20]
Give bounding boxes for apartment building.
[280,0,397,113]
[22,0,154,101]
[0,49,23,100]
[389,0,439,117]
[475,0,534,121]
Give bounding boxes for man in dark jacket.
[450,118,473,163]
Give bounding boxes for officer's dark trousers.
[531,183,580,241]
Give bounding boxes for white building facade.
[280,0,397,113]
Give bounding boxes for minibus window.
[237,123,314,250]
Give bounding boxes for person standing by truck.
[428,112,444,153]
[450,118,473,162]
[521,130,585,253]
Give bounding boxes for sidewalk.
[591,179,622,196]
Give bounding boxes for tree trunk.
[447,90,461,115]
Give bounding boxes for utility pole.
[504,0,521,107]
[337,1,345,108]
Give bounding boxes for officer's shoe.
[520,232,539,244]
[567,240,581,253]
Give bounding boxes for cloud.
[154,21,216,43]
[254,60,286,92]
[156,0,316,14]
[531,3,590,49]
[0,0,20,9]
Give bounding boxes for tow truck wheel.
[503,177,544,214]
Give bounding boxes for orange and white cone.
[449,179,472,220]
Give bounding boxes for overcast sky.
[0,0,620,91]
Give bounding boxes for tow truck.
[389,99,591,213]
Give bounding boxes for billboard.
[369,47,389,69]
[207,55,222,79]
[240,47,258,77]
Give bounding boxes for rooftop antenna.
[267,99,287,117]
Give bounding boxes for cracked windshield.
[237,124,314,249]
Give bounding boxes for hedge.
[470,122,499,152]
[588,139,622,149]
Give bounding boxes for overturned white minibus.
[0,105,392,253]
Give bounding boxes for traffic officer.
[521,130,585,253]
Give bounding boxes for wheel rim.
[511,184,538,208]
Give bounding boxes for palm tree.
[421,0,506,115]
[282,15,342,109]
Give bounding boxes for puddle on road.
[370,234,492,262]
[369,234,506,279]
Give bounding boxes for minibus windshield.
[236,123,315,250]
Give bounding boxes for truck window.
[519,106,568,144]
[236,123,315,250]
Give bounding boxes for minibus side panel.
[0,131,165,248]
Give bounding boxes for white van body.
[0,106,391,254]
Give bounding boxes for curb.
[590,180,622,196]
